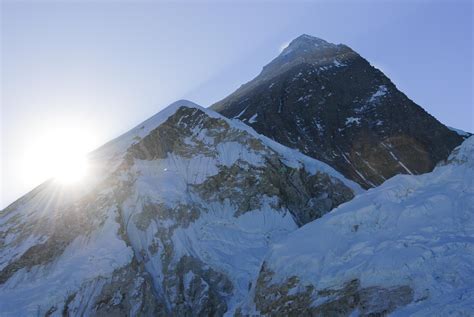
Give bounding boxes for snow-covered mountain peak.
[0,99,361,316]
[280,34,335,56]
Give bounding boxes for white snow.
[448,126,471,137]
[262,137,474,315]
[398,161,413,175]
[382,142,414,174]
[248,113,258,123]
[333,60,346,67]
[297,94,312,103]
[277,100,283,113]
[234,106,249,119]
[368,85,388,103]
[345,117,361,125]
[171,198,298,312]
[0,208,134,316]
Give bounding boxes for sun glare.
[279,41,290,52]
[53,152,89,184]
[21,124,97,187]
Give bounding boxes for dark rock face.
[253,263,414,316]
[212,34,464,188]
[164,255,233,317]
[65,259,164,317]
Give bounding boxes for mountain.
[0,100,360,316]
[1,34,470,317]
[212,34,466,188]
[241,136,474,316]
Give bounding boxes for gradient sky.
[1,0,473,208]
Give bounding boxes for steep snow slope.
[247,137,474,316]
[0,100,361,316]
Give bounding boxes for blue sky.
[1,0,473,208]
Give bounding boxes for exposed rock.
[164,255,233,316]
[127,105,355,226]
[193,156,353,226]
[212,34,464,188]
[61,258,164,317]
[254,263,413,316]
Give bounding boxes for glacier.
[247,136,474,316]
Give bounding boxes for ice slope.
[448,126,471,138]
[251,136,474,316]
[0,100,361,316]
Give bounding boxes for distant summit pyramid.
[212,34,465,188]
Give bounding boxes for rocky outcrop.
[193,157,353,226]
[164,255,233,317]
[63,259,164,317]
[253,263,413,316]
[212,34,465,188]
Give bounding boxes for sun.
[53,152,90,184]
[21,123,98,187]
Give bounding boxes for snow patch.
[248,113,258,124]
[345,117,361,125]
[369,85,388,103]
[448,126,471,137]
[333,60,346,67]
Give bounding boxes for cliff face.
[0,101,359,316]
[212,34,465,188]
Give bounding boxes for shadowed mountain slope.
[212,34,466,188]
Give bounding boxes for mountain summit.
[212,34,465,188]
[277,34,343,62]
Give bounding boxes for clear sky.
[1,0,473,208]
